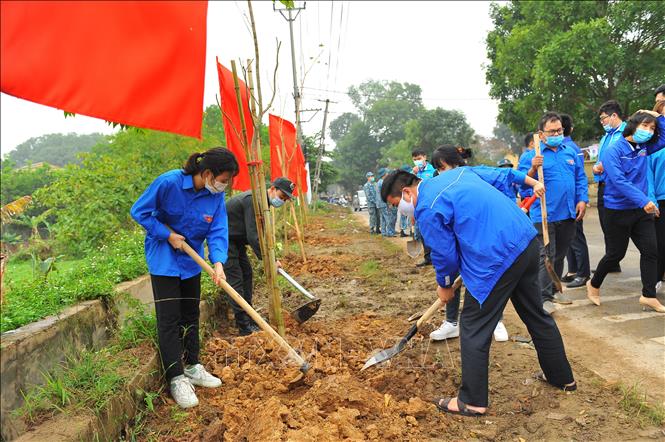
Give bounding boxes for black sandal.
[533,371,577,391]
[433,397,485,417]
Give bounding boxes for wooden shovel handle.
[533,134,550,246]
[416,276,463,328]
[166,226,308,370]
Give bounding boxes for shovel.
[361,276,463,371]
[533,134,563,293]
[406,238,423,258]
[167,226,309,373]
[278,268,322,324]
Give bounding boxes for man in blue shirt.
[411,148,436,267]
[518,112,589,313]
[380,169,575,416]
[593,100,626,273]
[363,172,381,234]
[560,114,591,289]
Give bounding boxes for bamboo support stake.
[247,61,285,336]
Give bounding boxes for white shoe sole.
[429,331,460,341]
[186,376,222,388]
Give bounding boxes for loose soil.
[134,207,664,441]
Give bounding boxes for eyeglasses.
[542,128,564,136]
[599,114,610,123]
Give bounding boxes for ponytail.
[431,144,466,170]
[182,147,240,177]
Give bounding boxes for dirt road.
[133,206,664,441]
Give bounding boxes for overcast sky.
[0,1,500,157]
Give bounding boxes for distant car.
[353,190,367,211]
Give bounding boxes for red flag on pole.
[1,1,207,139]
[269,114,305,196]
[295,144,309,194]
[216,59,254,191]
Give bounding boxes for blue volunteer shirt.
[130,169,229,279]
[604,115,665,209]
[518,142,589,223]
[594,122,626,183]
[647,148,665,203]
[470,165,527,201]
[416,162,436,181]
[517,149,534,198]
[415,167,537,305]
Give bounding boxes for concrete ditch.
[1,274,228,441]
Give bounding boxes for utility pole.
[274,2,306,156]
[312,98,330,199]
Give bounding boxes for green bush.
[1,229,147,333]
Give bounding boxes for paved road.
[353,206,665,403]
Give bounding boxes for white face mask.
[398,190,415,219]
[205,178,227,194]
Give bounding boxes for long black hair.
[183,147,240,177]
[623,111,659,141]
[431,144,467,170]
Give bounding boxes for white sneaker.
[430,321,459,341]
[656,281,663,294]
[184,364,222,388]
[170,375,198,409]
[493,321,509,342]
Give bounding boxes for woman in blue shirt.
[587,112,664,313]
[131,147,239,408]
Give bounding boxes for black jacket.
[226,191,262,258]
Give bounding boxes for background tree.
[485,0,665,141]
[3,132,107,167]
[493,122,522,155]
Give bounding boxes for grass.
[3,258,85,287]
[1,229,148,333]
[617,383,665,427]
[16,299,157,424]
[17,348,124,423]
[358,259,381,277]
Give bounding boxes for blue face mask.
[271,197,285,208]
[633,128,654,144]
[414,159,424,168]
[603,124,613,132]
[545,135,564,147]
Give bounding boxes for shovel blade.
[291,299,321,324]
[406,240,423,259]
[361,324,417,371]
[544,256,563,293]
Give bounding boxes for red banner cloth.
[1,1,207,139]
[269,114,306,196]
[216,59,254,191]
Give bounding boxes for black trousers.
[150,274,201,381]
[590,208,658,297]
[225,241,255,321]
[458,239,574,407]
[565,219,591,278]
[657,200,665,282]
[535,219,576,301]
[597,183,607,235]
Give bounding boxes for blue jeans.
[400,214,410,233]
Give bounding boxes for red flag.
[217,60,254,191]
[269,114,304,196]
[295,144,309,194]
[1,1,207,139]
